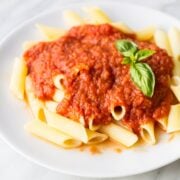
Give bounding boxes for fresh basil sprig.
[115,39,155,97]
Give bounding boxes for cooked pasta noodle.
[100,123,138,147]
[136,25,156,41]
[83,7,111,24]
[167,104,180,133]
[25,120,82,148]
[110,105,126,121]
[36,24,66,41]
[140,121,156,145]
[10,58,27,100]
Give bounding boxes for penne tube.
[140,121,156,145]
[100,123,138,147]
[156,117,167,131]
[45,100,58,113]
[111,22,134,34]
[110,105,126,121]
[168,27,180,76]
[36,24,66,41]
[10,58,28,100]
[154,29,172,56]
[167,104,180,133]
[45,109,89,143]
[25,76,45,121]
[83,7,111,24]
[88,117,100,131]
[25,120,82,148]
[170,76,180,101]
[136,25,156,41]
[52,89,64,102]
[63,10,85,27]
[168,27,180,60]
[44,109,107,144]
[22,41,36,51]
[86,129,108,145]
[53,74,65,90]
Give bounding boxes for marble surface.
[0,0,180,179]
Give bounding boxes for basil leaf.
[130,63,155,97]
[122,57,131,64]
[115,40,137,56]
[135,49,155,61]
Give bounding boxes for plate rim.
[0,1,180,178]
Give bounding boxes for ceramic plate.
[0,1,180,178]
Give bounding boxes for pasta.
[53,74,65,90]
[157,117,168,131]
[88,117,100,131]
[110,105,126,121]
[45,100,58,113]
[10,58,27,100]
[52,89,64,102]
[83,7,111,24]
[140,121,156,145]
[25,76,45,121]
[63,10,85,27]
[25,120,82,148]
[167,104,180,133]
[154,29,172,56]
[170,76,180,101]
[100,123,138,147]
[111,22,134,34]
[11,7,180,151]
[136,25,156,41]
[168,27,180,76]
[36,24,66,41]
[44,109,108,144]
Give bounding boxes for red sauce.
[24,24,174,133]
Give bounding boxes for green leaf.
[122,57,131,64]
[115,40,137,56]
[130,63,155,97]
[135,49,155,61]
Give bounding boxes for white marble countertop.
[0,0,180,179]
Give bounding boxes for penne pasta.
[168,27,180,76]
[140,121,156,145]
[100,123,138,147]
[52,89,64,102]
[170,76,180,101]
[25,120,82,148]
[44,109,107,144]
[86,129,108,145]
[53,74,65,90]
[25,76,45,121]
[45,100,58,113]
[10,58,28,100]
[136,25,156,41]
[88,117,100,131]
[154,29,172,56]
[110,105,126,121]
[167,104,180,133]
[36,24,66,41]
[63,10,85,27]
[156,117,167,131]
[111,22,134,34]
[83,7,111,24]
[168,27,180,60]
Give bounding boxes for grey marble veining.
[0,0,180,179]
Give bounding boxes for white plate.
[0,1,180,178]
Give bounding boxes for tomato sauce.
[24,24,174,133]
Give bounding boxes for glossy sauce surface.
[24,24,173,133]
